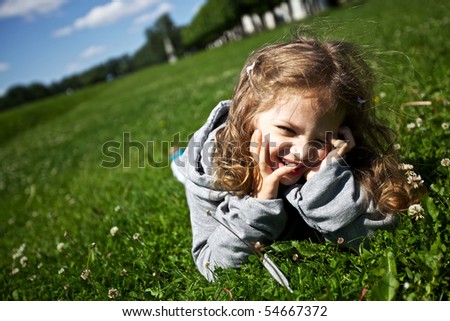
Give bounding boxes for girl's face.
[253,92,344,186]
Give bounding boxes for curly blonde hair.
[213,36,420,214]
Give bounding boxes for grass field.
[1,0,449,300]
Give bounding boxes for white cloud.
[53,0,160,37]
[0,0,67,19]
[133,2,173,27]
[66,45,108,74]
[0,62,10,72]
[80,45,107,59]
[66,61,84,74]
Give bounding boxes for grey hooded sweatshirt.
[172,100,397,281]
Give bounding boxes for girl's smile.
[253,92,344,186]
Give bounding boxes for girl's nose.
[290,141,326,166]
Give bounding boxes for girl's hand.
[305,126,355,180]
[250,129,294,199]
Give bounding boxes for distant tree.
[181,0,240,50]
[0,82,51,111]
[181,0,285,50]
[132,14,182,69]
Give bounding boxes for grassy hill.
[1,0,449,300]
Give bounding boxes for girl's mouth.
[276,157,322,177]
[277,157,304,175]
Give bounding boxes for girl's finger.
[259,134,271,176]
[331,127,355,157]
[250,129,262,160]
[339,126,355,150]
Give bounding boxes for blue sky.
[0,0,206,96]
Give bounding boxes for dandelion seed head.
[108,288,119,299]
[110,226,119,237]
[441,158,450,167]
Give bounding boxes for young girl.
[171,36,419,282]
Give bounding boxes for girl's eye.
[277,126,296,135]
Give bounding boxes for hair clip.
[357,96,366,107]
[246,62,256,76]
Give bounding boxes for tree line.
[0,0,335,111]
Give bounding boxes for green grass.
[1,0,449,300]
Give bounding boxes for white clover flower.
[441,158,450,167]
[406,172,424,189]
[415,117,423,127]
[108,288,119,299]
[399,163,414,171]
[120,268,128,276]
[407,122,416,131]
[57,242,65,252]
[58,268,65,275]
[11,267,19,275]
[442,122,449,130]
[408,204,425,221]
[80,269,91,280]
[114,205,121,212]
[19,256,28,267]
[12,243,26,260]
[132,233,141,240]
[110,226,119,237]
[393,143,401,150]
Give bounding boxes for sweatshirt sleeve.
[185,185,287,281]
[284,159,397,249]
